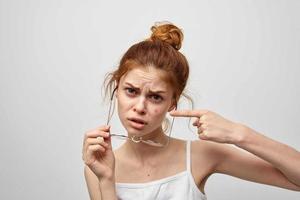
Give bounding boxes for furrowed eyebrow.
[124,82,166,94]
[124,82,140,91]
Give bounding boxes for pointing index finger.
[169,109,208,117]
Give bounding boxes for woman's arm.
[82,125,118,199]
[85,165,118,200]
[210,138,300,191]
[232,125,300,189]
[170,109,300,191]
[84,166,102,200]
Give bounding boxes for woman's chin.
[126,127,146,135]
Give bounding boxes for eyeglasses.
[106,87,175,147]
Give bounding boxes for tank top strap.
[186,140,191,172]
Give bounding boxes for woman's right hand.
[82,125,115,180]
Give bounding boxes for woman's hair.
[103,21,194,132]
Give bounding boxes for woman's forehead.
[120,67,170,90]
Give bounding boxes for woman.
[82,22,300,200]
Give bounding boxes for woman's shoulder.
[190,139,237,173]
[191,139,232,153]
[169,137,187,147]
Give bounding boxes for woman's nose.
[133,97,147,114]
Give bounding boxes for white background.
[0,0,299,199]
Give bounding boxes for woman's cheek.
[152,108,165,122]
[153,108,164,117]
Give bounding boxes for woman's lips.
[129,117,147,124]
[127,119,146,130]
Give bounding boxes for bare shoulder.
[191,140,235,172]
[190,140,236,191]
[169,137,188,150]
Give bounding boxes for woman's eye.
[125,88,137,95]
[149,94,163,102]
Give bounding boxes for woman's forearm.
[98,177,118,200]
[236,125,300,187]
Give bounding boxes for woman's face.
[116,66,175,137]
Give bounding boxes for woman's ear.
[168,100,177,112]
[168,107,174,112]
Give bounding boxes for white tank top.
[115,140,207,200]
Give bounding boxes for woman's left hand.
[169,109,247,144]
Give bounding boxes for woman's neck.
[123,127,170,164]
